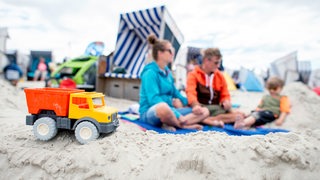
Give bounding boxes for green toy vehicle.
[48,56,98,91]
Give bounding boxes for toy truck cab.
[24,88,119,144]
[69,92,119,138]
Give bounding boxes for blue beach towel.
[119,112,289,135]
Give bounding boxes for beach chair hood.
[113,6,184,76]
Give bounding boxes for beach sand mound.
[0,78,319,179]
[282,82,320,130]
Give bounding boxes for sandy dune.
[0,78,319,179]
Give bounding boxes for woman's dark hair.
[147,34,170,60]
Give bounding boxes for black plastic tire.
[75,121,99,144]
[33,117,58,141]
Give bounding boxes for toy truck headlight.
[112,113,117,120]
[107,113,117,121]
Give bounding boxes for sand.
[0,78,319,179]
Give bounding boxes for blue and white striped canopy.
[113,6,179,76]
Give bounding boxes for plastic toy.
[47,41,105,90]
[24,87,119,144]
[47,56,98,91]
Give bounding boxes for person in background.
[139,34,210,131]
[232,71,241,89]
[3,62,23,86]
[186,48,245,127]
[33,57,47,81]
[234,77,290,129]
[187,59,197,73]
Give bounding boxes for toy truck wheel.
[33,117,58,141]
[75,121,99,144]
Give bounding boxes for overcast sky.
[1,0,320,70]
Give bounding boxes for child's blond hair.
[266,76,284,90]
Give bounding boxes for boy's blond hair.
[266,77,284,90]
[203,48,222,60]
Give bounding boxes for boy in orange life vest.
[234,77,290,129]
[186,48,245,127]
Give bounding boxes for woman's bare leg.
[155,103,181,128]
[181,124,203,130]
[201,119,225,128]
[182,107,209,125]
[204,112,244,124]
[177,107,210,130]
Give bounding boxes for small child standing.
[33,57,48,81]
[234,77,290,129]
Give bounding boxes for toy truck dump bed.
[24,88,84,116]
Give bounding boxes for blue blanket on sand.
[119,112,289,136]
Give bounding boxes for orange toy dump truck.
[24,88,119,144]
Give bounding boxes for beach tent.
[298,61,311,84]
[111,5,184,76]
[0,27,10,73]
[174,46,202,90]
[239,68,264,92]
[308,69,320,88]
[270,51,299,84]
[223,72,237,91]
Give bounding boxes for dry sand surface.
[0,78,319,179]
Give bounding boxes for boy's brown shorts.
[203,104,229,116]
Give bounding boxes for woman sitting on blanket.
[139,34,210,131]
